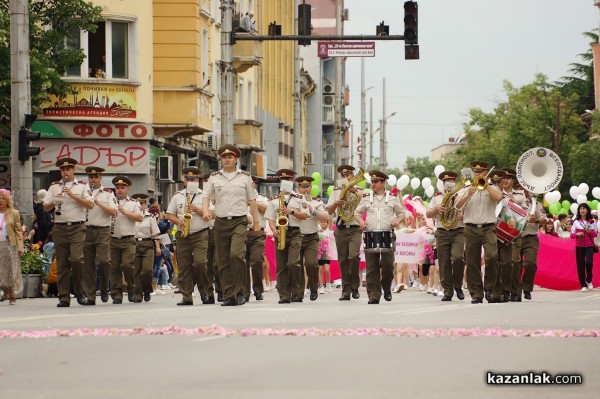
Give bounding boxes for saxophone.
[276,191,289,250]
[181,193,192,237]
[338,168,366,223]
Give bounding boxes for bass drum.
[363,230,395,253]
[495,198,529,244]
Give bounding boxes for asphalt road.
[1,287,598,398]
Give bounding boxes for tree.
[0,0,103,118]
[558,30,597,114]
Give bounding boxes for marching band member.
[496,167,526,302]
[326,165,364,301]
[264,169,309,303]
[202,144,260,307]
[483,169,505,297]
[354,170,405,304]
[109,176,143,304]
[244,176,269,301]
[202,171,221,302]
[83,166,117,304]
[454,161,503,304]
[426,171,466,301]
[296,176,328,301]
[44,158,94,307]
[133,194,161,303]
[167,167,211,306]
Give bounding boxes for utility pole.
[333,0,342,169]
[221,0,235,145]
[369,97,373,168]
[293,1,302,171]
[381,77,386,172]
[10,0,33,227]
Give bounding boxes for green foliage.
[568,138,600,190]
[0,0,103,117]
[20,242,46,277]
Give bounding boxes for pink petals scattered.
[1,326,600,339]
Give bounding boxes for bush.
[20,242,47,277]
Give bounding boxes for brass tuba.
[276,191,289,250]
[439,180,466,229]
[338,168,366,223]
[181,193,192,237]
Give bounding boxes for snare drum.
[363,230,395,252]
[495,198,529,244]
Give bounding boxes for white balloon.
[578,183,589,196]
[569,186,580,200]
[433,165,445,177]
[410,177,421,190]
[425,186,435,198]
[437,179,444,192]
[397,174,410,189]
[552,190,561,204]
[577,194,587,204]
[592,187,600,200]
[387,174,397,187]
[544,192,553,204]
[570,203,578,215]
[421,177,432,189]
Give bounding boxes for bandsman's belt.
[437,227,464,231]
[55,221,85,226]
[217,215,246,220]
[302,232,318,236]
[287,226,300,231]
[187,228,208,236]
[136,237,154,242]
[465,223,494,228]
[112,235,134,239]
[248,227,265,231]
[339,225,359,229]
[87,225,110,229]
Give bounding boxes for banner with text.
[32,121,150,140]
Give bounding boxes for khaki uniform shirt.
[254,193,269,229]
[503,189,527,207]
[428,192,465,229]
[167,188,210,232]
[265,192,308,228]
[135,212,161,239]
[354,191,405,231]
[522,200,545,236]
[457,186,501,224]
[299,196,326,234]
[45,179,93,223]
[112,197,142,237]
[86,186,118,227]
[203,169,257,217]
[326,186,364,226]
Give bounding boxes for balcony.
[232,39,262,73]
[234,119,263,150]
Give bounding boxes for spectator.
[33,189,53,243]
[570,203,598,292]
[541,220,558,236]
[0,189,24,305]
[239,11,257,33]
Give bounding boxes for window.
[65,19,137,80]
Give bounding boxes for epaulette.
[363,193,370,198]
[292,193,303,199]
[434,192,442,197]
[51,181,61,185]
[312,197,320,201]
[240,170,250,176]
[75,180,85,184]
[103,188,112,193]
[211,171,220,176]
[269,195,279,201]
[334,187,342,191]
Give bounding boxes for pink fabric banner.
[535,232,600,290]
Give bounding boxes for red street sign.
[318,41,375,58]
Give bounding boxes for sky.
[343,0,598,170]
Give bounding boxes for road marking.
[191,336,226,343]
[382,304,466,315]
[0,307,181,325]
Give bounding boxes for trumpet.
[455,166,495,212]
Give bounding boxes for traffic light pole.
[221,0,235,146]
[10,0,34,228]
[233,34,407,41]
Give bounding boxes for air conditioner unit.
[173,153,185,181]
[207,133,220,149]
[306,152,314,165]
[323,83,335,94]
[323,95,334,106]
[158,156,173,181]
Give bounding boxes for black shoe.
[82,299,95,306]
[368,299,379,304]
[76,295,88,306]
[383,292,392,302]
[221,298,237,306]
[133,298,142,303]
[441,295,452,301]
[112,298,122,304]
[291,296,303,303]
[455,288,465,300]
[202,296,215,304]
[217,292,224,302]
[502,290,510,303]
[177,300,193,306]
[174,289,181,294]
[101,291,109,303]
[144,292,151,302]
[471,298,482,304]
[511,294,522,302]
[255,293,264,301]
[236,294,246,306]
[488,297,501,303]
[524,291,532,300]
[200,293,208,303]
[278,298,291,304]
[57,301,70,308]
[339,295,350,301]
[484,290,492,301]
[351,289,360,299]
[128,291,135,303]
[310,292,318,301]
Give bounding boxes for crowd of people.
[1,148,599,306]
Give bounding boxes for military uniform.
[326,165,363,300]
[202,145,258,306]
[110,176,143,303]
[133,210,161,302]
[265,187,308,303]
[354,170,405,303]
[456,161,503,303]
[428,171,465,301]
[167,171,211,305]
[44,158,94,307]
[83,166,118,304]
[245,182,268,301]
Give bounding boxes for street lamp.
[380,111,397,172]
[360,83,374,168]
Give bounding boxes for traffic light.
[404,1,418,45]
[298,3,311,46]
[268,21,282,36]
[18,114,41,163]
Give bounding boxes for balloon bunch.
[546,183,600,216]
